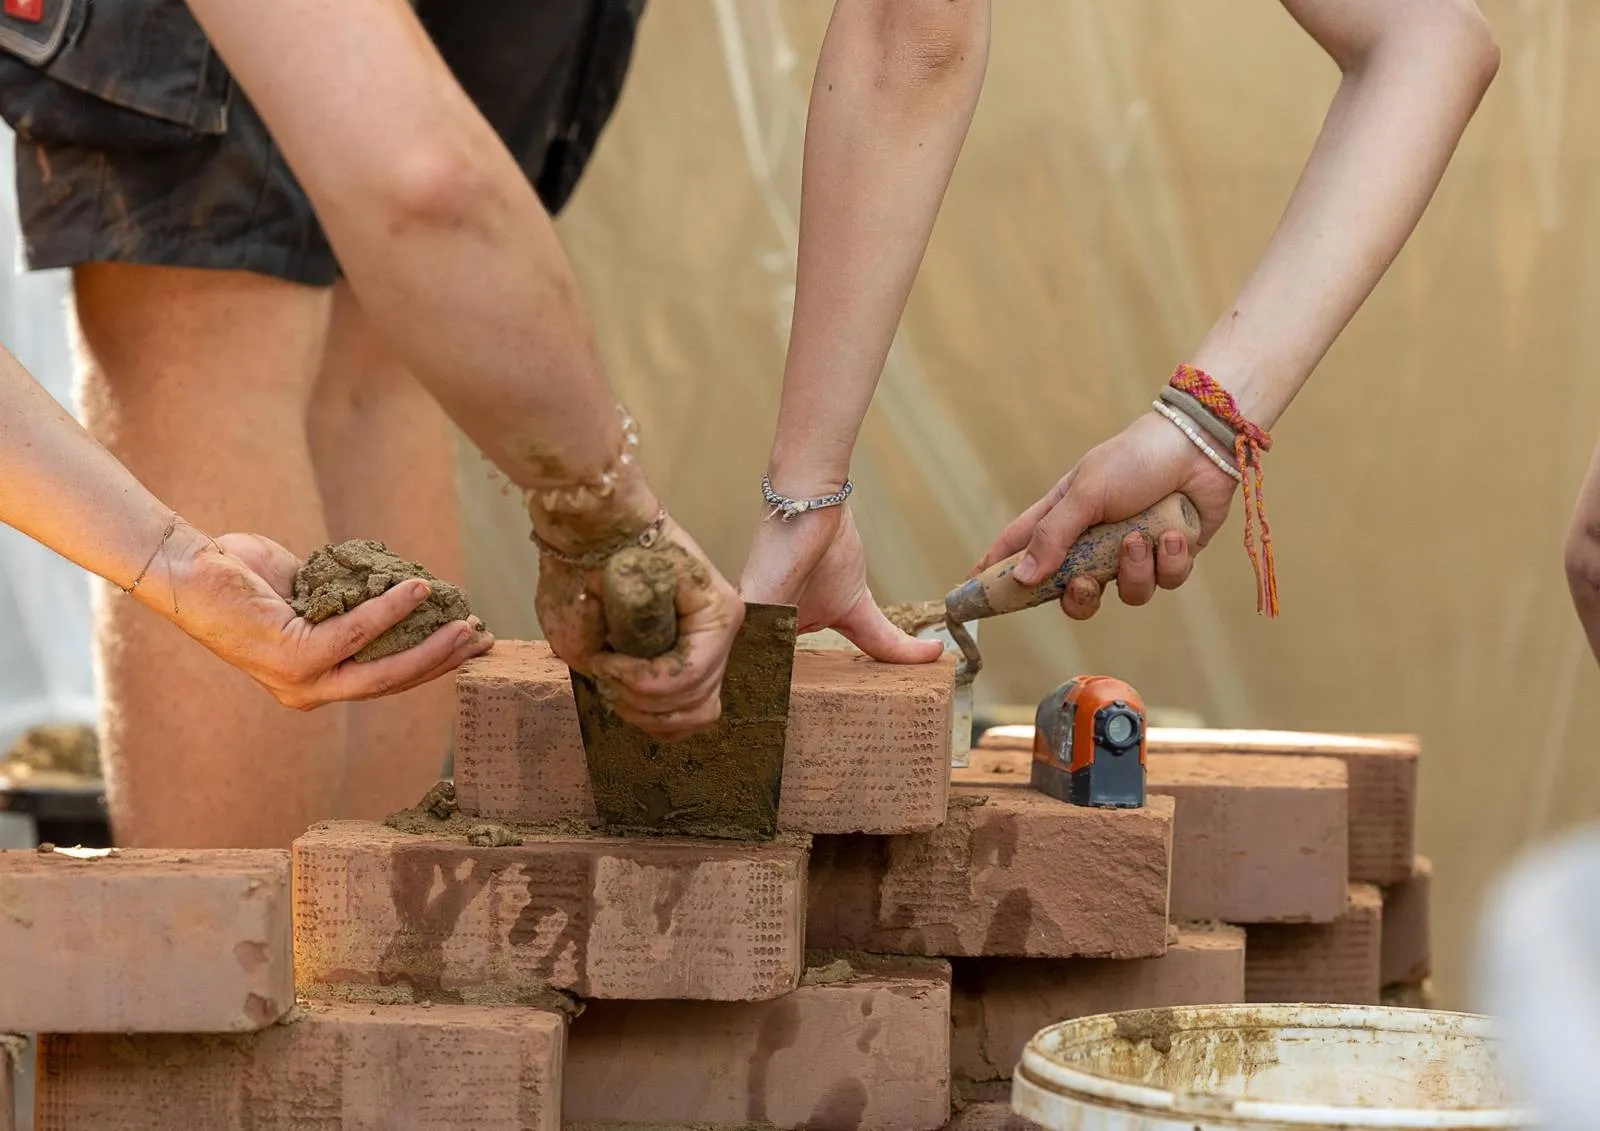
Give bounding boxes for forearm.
[183,0,649,547]
[768,0,989,493]
[1192,0,1498,427]
[0,347,182,609]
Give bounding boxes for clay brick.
[0,848,291,1032]
[1246,884,1383,1005]
[950,924,1245,1081]
[453,641,953,835]
[1382,856,1432,987]
[973,728,1417,883]
[944,1104,1044,1131]
[294,821,807,1002]
[564,956,950,1131]
[806,788,1172,958]
[954,750,1349,923]
[35,1002,564,1131]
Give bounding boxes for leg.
[75,263,341,849]
[308,281,464,819]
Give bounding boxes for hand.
[740,505,943,663]
[537,516,745,741]
[975,411,1239,620]
[160,528,493,708]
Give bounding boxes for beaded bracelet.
[530,504,669,570]
[1152,401,1242,484]
[528,404,641,516]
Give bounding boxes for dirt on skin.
[290,539,476,663]
[572,602,797,841]
[0,724,99,786]
[881,599,948,637]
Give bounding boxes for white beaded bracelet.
[1152,400,1242,483]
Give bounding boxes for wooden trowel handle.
[944,493,1202,623]
[601,546,679,659]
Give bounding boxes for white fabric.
[0,125,97,753]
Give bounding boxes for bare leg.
[75,264,341,849]
[308,281,464,819]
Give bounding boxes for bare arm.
[1565,437,1600,668]
[741,0,988,661]
[988,0,1500,615]
[0,345,489,705]
[181,0,744,735]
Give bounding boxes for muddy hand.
[542,517,744,741]
[975,412,1237,620]
[166,530,492,708]
[740,504,942,664]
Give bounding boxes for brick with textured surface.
[453,641,953,834]
[564,957,950,1130]
[950,924,1245,1081]
[0,1036,14,1131]
[945,1105,1044,1131]
[806,788,1172,958]
[35,1002,564,1131]
[1246,884,1384,1005]
[0,848,291,1032]
[294,821,807,1001]
[1382,856,1431,987]
[954,749,1348,923]
[973,728,1417,884]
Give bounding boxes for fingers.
[1014,491,1099,587]
[303,578,434,668]
[1058,575,1103,621]
[834,591,946,664]
[973,492,1060,576]
[1153,530,1194,590]
[1114,533,1158,607]
[290,619,493,708]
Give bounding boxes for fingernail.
[413,580,432,599]
[1127,538,1148,564]
[1017,554,1039,583]
[1161,533,1184,557]
[457,627,476,647]
[467,616,484,631]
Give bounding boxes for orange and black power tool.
[1031,676,1147,808]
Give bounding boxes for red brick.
[0,848,291,1032]
[454,641,954,835]
[294,821,807,1002]
[35,1002,564,1130]
[949,924,1245,1081]
[1382,856,1432,987]
[806,788,1172,958]
[955,750,1349,923]
[945,1104,1044,1131]
[973,728,1417,883]
[564,957,950,1131]
[1246,884,1383,1005]
[1146,729,1417,884]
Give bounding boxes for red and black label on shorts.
[3,0,43,23]
[0,0,73,66]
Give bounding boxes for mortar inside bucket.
[1012,1004,1533,1130]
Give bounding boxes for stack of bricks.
[0,638,1432,1131]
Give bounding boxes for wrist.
[529,466,661,559]
[764,449,851,499]
[122,516,214,622]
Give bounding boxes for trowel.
[940,493,1202,762]
[569,546,797,841]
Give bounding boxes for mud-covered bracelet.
[531,504,668,570]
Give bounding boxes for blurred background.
[5,0,1597,1013]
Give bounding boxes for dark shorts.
[0,0,644,285]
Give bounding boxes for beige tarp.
[457,0,1599,1008]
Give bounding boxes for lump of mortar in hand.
[290,539,476,663]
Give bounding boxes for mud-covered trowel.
[568,546,798,841]
[941,493,1202,758]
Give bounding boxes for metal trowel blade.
[571,602,797,841]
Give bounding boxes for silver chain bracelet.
[761,474,854,522]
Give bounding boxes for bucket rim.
[1015,1003,1535,1129]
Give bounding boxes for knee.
[1565,518,1600,611]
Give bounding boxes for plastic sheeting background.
[457,0,1600,1010]
[0,124,96,754]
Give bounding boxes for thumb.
[1013,493,1099,587]
[834,591,947,665]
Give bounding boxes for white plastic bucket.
[1012,1004,1534,1130]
